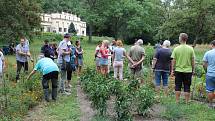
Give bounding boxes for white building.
[41,12,87,36]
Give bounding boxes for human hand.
[132,63,139,68]
[170,70,174,77]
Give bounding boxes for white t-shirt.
[0,51,4,73]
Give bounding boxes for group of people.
[14,33,84,102]
[94,33,215,107]
[95,39,145,81]
[1,32,215,107]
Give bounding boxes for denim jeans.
[154,71,169,87]
[206,75,215,93]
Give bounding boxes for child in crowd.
[75,40,83,77]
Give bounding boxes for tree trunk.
[193,36,199,48]
[88,24,93,43]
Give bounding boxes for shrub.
[80,68,156,120]
[135,85,155,115]
[115,83,132,121]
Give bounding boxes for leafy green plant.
[115,83,132,121]
[135,85,155,115]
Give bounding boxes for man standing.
[16,37,32,82]
[128,39,145,81]
[57,33,71,94]
[203,40,215,108]
[171,33,195,104]
[27,55,59,102]
[41,39,54,60]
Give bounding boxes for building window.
[56,21,59,23]
[59,27,62,32]
[69,17,70,20]
[64,28,67,32]
[82,31,84,35]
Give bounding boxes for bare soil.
[77,84,96,121]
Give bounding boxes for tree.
[0,0,42,43]
[78,0,107,43]
[68,22,77,35]
[156,0,215,45]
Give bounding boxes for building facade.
[41,12,87,36]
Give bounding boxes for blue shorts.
[100,58,108,66]
[78,58,83,66]
[154,71,169,87]
[206,75,215,93]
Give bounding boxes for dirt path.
[23,102,49,121]
[77,84,96,121]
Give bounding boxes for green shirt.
[171,44,195,73]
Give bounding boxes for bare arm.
[17,50,28,56]
[62,49,71,55]
[152,58,157,69]
[27,70,36,80]
[192,57,195,74]
[203,61,208,73]
[171,59,176,76]
[124,52,134,64]
[132,54,145,67]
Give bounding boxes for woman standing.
[100,40,110,76]
[75,40,83,77]
[113,40,133,80]
[152,40,172,96]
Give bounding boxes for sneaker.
[16,80,20,83]
[68,84,72,88]
[208,103,215,109]
[63,91,71,95]
[65,88,71,93]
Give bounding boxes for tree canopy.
[1,0,215,44]
[0,0,41,43]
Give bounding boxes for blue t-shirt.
[113,47,126,61]
[34,57,59,75]
[203,49,215,77]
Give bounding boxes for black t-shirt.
[154,48,172,72]
[41,45,54,59]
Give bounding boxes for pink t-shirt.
[100,48,109,59]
